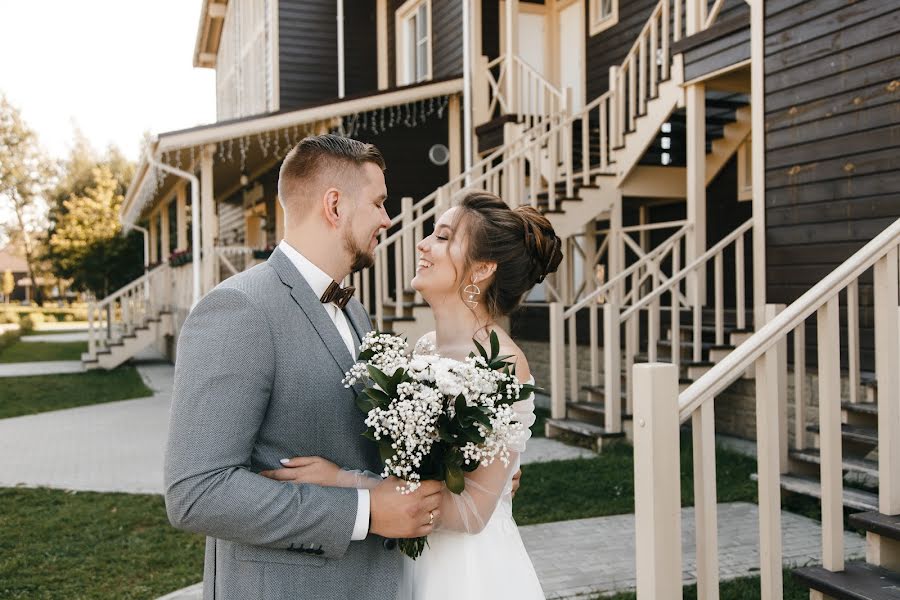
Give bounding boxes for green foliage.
[0,367,152,419]
[1,269,13,297]
[19,312,44,332]
[0,309,19,325]
[0,337,87,363]
[44,135,142,298]
[0,487,205,599]
[604,569,809,600]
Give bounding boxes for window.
[589,0,618,36]
[396,0,431,85]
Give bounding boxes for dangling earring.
[464,278,481,309]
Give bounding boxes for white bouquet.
[343,330,537,558]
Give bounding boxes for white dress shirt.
[278,240,371,541]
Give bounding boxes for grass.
[0,338,88,363]
[0,367,153,419]
[604,569,809,599]
[0,487,205,600]
[513,434,759,526]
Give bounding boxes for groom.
[164,134,442,600]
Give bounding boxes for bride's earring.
[463,279,481,309]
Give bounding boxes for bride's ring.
[429,511,435,525]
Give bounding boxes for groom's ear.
[322,187,342,228]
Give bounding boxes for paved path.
[0,360,85,378]
[0,349,172,493]
[21,331,89,343]
[158,501,865,600]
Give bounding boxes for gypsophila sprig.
[345,330,538,559]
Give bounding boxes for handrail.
[621,218,753,321]
[563,224,691,318]
[94,262,169,309]
[511,55,565,103]
[678,215,900,421]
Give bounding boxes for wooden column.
[176,183,188,250]
[376,0,388,90]
[504,0,518,114]
[160,200,171,259]
[448,94,462,182]
[686,83,706,302]
[149,212,159,264]
[200,144,217,293]
[750,0,767,328]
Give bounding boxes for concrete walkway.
[21,331,89,343]
[158,502,865,600]
[0,360,85,378]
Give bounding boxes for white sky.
[0,0,216,162]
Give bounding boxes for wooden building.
[86,1,899,597]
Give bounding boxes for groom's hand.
[369,477,442,539]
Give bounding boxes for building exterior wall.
[764,0,900,371]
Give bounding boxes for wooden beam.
[377,0,389,90]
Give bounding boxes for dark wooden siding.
[764,0,900,371]
[585,0,657,101]
[674,6,749,82]
[432,1,464,79]
[345,1,379,96]
[278,0,338,109]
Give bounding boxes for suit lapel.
[268,248,356,377]
[343,300,372,358]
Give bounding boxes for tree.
[0,94,50,304]
[2,269,13,301]
[44,135,142,299]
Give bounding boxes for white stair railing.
[548,222,691,433]
[85,262,171,361]
[634,216,900,599]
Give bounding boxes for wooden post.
[504,0,518,115]
[793,324,806,450]
[401,197,414,290]
[686,83,706,303]
[176,183,188,250]
[817,296,844,572]
[874,248,900,516]
[610,191,624,304]
[846,280,860,404]
[633,363,682,600]
[160,200,171,260]
[693,399,719,600]
[603,302,621,433]
[448,95,462,182]
[755,305,785,600]
[149,212,159,264]
[472,54,491,128]
[750,0,767,328]
[376,0,388,90]
[200,144,217,294]
[549,302,566,419]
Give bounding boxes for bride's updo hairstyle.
[454,191,563,319]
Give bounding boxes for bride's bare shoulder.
[493,329,531,382]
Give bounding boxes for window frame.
[395,0,432,86]
[589,0,619,36]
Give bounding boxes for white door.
[518,11,548,115]
[558,2,585,112]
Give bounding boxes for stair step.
[792,562,900,600]
[567,401,632,420]
[842,402,879,417]
[545,418,626,449]
[808,424,878,446]
[848,511,900,542]
[790,449,879,478]
[580,385,628,400]
[761,473,878,512]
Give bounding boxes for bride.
[264,191,562,599]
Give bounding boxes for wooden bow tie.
[320,281,356,309]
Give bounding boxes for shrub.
[21,312,45,332]
[0,310,19,325]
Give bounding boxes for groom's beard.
[345,231,375,273]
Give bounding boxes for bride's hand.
[260,456,341,486]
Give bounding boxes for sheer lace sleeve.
[413,331,437,356]
[435,391,536,534]
[334,468,382,489]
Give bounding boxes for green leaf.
[489,331,500,361]
[367,365,394,395]
[445,460,465,494]
[361,430,377,441]
[354,393,375,414]
[378,441,395,464]
[472,338,488,360]
[366,387,391,408]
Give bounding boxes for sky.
[0,0,216,162]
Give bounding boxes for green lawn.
[0,338,88,363]
[0,487,205,600]
[0,367,153,419]
[513,435,759,526]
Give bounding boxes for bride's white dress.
[393,345,544,600]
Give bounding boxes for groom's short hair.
[277,134,385,217]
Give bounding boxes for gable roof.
[0,246,28,272]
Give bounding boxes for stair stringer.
[546,176,619,240]
[83,312,174,371]
[612,56,685,186]
[706,105,751,185]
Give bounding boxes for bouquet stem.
[398,536,428,559]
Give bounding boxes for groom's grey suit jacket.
[164,248,401,600]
